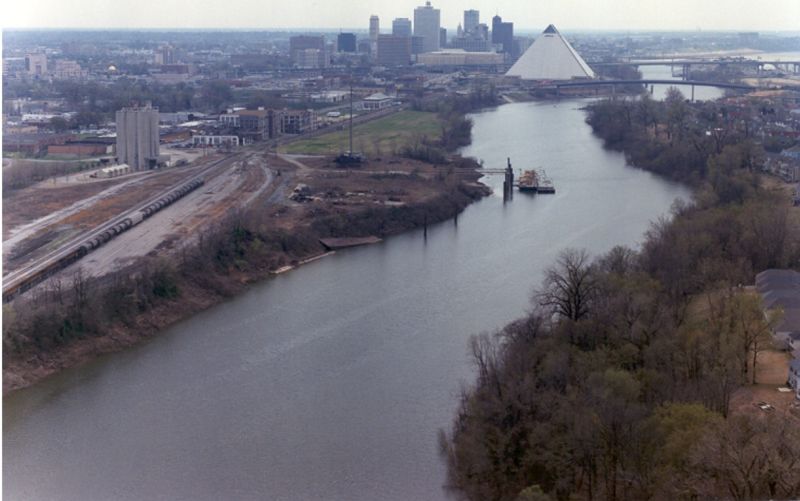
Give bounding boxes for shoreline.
[3,166,491,394]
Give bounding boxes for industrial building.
[116,105,160,170]
[413,1,441,53]
[280,109,315,134]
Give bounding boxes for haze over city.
[5,0,800,31]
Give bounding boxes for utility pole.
[349,80,354,155]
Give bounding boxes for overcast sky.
[4,0,800,32]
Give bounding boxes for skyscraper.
[370,15,380,42]
[463,10,479,35]
[414,2,441,53]
[392,18,412,37]
[116,105,159,170]
[369,15,380,56]
[492,14,514,55]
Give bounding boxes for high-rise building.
[392,18,412,37]
[377,35,411,66]
[369,15,380,57]
[25,53,47,76]
[492,15,514,55]
[476,23,489,40]
[116,105,159,170]
[337,33,357,53]
[414,1,441,53]
[464,10,479,35]
[370,15,380,41]
[297,49,328,69]
[439,28,448,48]
[289,35,328,67]
[410,36,425,55]
[155,45,175,65]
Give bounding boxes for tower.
[464,10,479,35]
[413,1,441,53]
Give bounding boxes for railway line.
[2,153,246,302]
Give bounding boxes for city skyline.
[4,0,800,32]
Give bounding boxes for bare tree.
[536,248,598,322]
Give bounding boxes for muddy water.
[4,100,689,501]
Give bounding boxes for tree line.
[3,164,488,386]
[441,94,800,501]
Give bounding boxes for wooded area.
[442,94,800,501]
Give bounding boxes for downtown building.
[463,10,479,35]
[392,18,412,37]
[369,15,380,56]
[289,35,329,68]
[377,35,411,66]
[337,33,357,52]
[116,105,159,170]
[492,15,515,57]
[414,1,441,53]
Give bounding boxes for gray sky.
[4,0,800,31]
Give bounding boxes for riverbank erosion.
[2,154,490,393]
[442,97,800,500]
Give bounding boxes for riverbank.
[443,98,800,501]
[4,98,699,501]
[3,154,490,394]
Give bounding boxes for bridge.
[556,79,753,90]
[550,78,760,101]
[589,58,800,80]
[592,59,800,68]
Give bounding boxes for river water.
[3,100,689,501]
[639,64,725,101]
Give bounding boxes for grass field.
[280,110,442,155]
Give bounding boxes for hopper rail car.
[3,178,204,302]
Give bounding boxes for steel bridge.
[555,79,753,90]
[549,78,761,101]
[590,58,800,80]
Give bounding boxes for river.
[3,100,690,501]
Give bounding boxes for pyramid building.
[506,24,595,80]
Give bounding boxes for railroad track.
[3,153,244,302]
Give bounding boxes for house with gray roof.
[757,269,800,399]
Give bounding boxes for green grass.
[280,110,442,155]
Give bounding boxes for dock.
[319,236,382,250]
